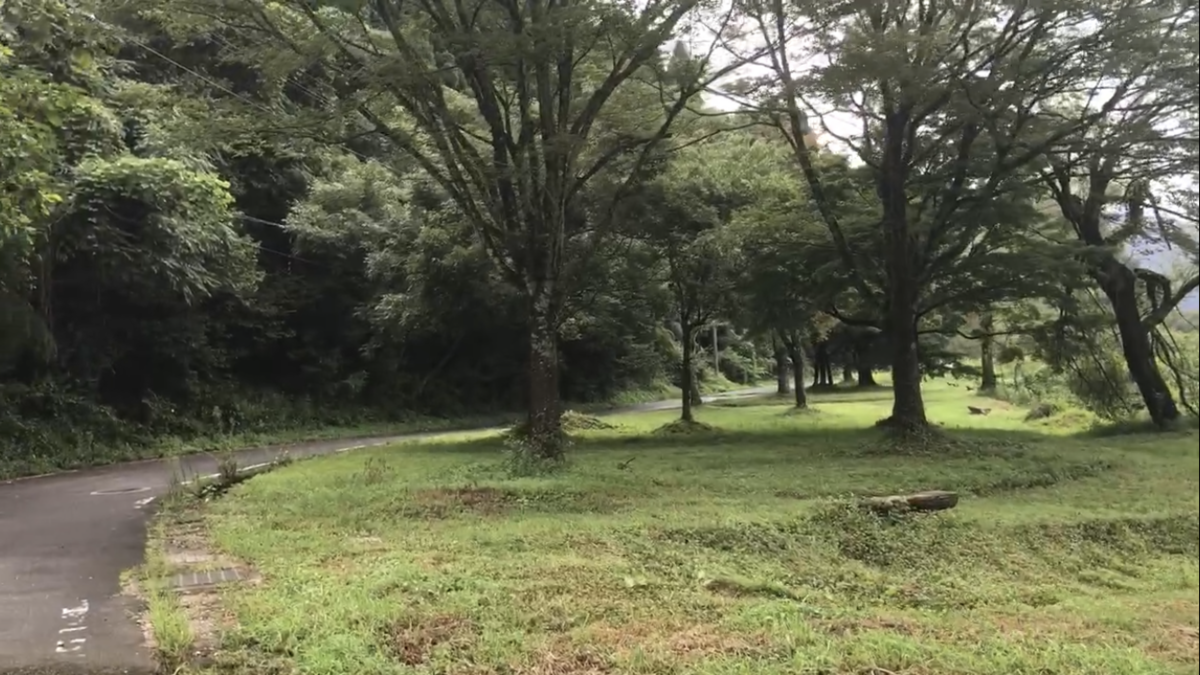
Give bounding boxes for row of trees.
[2,0,1196,463]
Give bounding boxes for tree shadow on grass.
[411,404,1195,464]
[423,419,1066,463]
[604,423,1054,453]
[709,388,896,408]
[408,423,1127,506]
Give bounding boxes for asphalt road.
[0,386,772,673]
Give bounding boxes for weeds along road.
[0,386,773,673]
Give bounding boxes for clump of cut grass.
[653,418,719,435]
[561,410,617,431]
[389,614,477,666]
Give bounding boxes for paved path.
[0,387,772,673]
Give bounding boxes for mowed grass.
[185,384,1199,675]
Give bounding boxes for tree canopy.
[0,0,1196,476]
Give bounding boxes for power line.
[121,30,379,165]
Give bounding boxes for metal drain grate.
[169,567,250,590]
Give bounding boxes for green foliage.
[67,155,259,301]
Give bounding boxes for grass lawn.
[150,383,1199,675]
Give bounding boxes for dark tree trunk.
[680,323,695,422]
[979,313,997,393]
[788,344,807,408]
[887,314,925,427]
[812,341,833,387]
[842,362,855,383]
[1097,260,1180,426]
[773,336,791,394]
[526,292,563,458]
[880,109,927,429]
[1057,174,1182,428]
[855,339,877,387]
[857,362,877,387]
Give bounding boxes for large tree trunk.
[979,313,997,393]
[842,361,855,384]
[855,336,877,387]
[1097,259,1180,427]
[788,343,808,408]
[812,341,833,387]
[680,323,696,423]
[820,346,834,385]
[857,360,877,387]
[880,110,927,429]
[887,318,926,427]
[526,291,563,458]
[773,335,791,394]
[857,365,878,388]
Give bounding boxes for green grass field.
[151,384,1199,675]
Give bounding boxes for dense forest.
[1,0,1196,473]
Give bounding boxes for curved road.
[0,387,772,674]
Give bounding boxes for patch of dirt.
[581,620,775,660]
[403,486,619,519]
[517,649,614,674]
[664,625,774,658]
[1152,624,1199,663]
[391,615,477,666]
[161,518,244,572]
[819,616,925,638]
[407,487,520,518]
[177,590,230,657]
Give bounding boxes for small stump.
[861,490,958,515]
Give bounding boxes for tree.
[141,0,751,458]
[1,0,259,402]
[1033,2,1198,426]
[723,0,1153,431]
[728,139,829,409]
[637,134,755,421]
[978,311,998,394]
